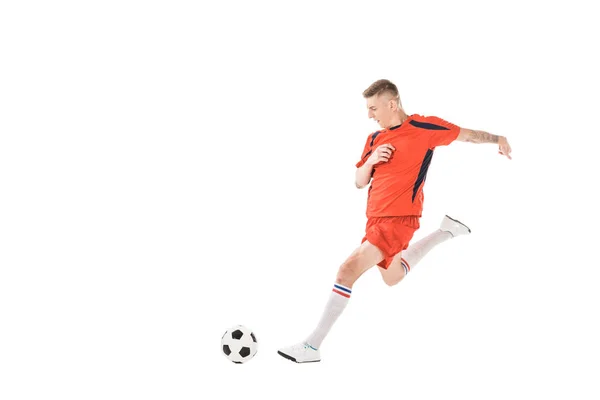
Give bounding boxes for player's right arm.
[355,163,374,189]
[355,144,395,189]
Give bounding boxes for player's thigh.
[340,240,384,275]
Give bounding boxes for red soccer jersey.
[355,114,460,217]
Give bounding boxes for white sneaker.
[440,215,471,238]
[277,342,321,363]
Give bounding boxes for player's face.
[367,94,394,128]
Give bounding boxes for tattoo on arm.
[467,130,499,144]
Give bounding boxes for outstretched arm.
[457,128,512,159]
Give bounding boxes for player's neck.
[387,110,409,128]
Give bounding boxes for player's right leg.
[378,215,471,286]
[378,252,409,286]
[277,240,384,363]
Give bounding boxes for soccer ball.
[221,325,258,364]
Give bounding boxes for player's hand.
[366,143,395,166]
[498,136,512,160]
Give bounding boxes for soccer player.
[277,79,512,363]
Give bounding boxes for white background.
[1,0,599,399]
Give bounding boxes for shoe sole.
[277,351,321,363]
[445,215,471,233]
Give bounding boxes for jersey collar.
[388,116,412,131]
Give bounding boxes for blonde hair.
[362,79,402,108]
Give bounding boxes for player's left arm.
[456,128,512,160]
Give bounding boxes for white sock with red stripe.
[401,229,452,274]
[304,283,351,350]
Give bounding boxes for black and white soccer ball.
[221,325,258,364]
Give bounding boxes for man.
[277,79,512,363]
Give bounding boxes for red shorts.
[361,216,420,269]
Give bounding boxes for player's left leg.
[277,240,384,363]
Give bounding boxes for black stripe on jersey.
[412,149,434,202]
[369,131,381,146]
[359,131,380,164]
[409,120,449,130]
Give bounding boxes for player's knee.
[382,274,403,287]
[335,265,355,287]
[336,257,360,286]
[382,274,397,287]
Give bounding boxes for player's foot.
[440,215,471,238]
[277,342,321,363]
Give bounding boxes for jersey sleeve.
[355,135,373,168]
[418,115,460,148]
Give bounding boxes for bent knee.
[383,275,403,287]
[380,269,405,287]
[382,275,397,287]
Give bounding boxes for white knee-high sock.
[305,283,351,349]
[401,229,452,273]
